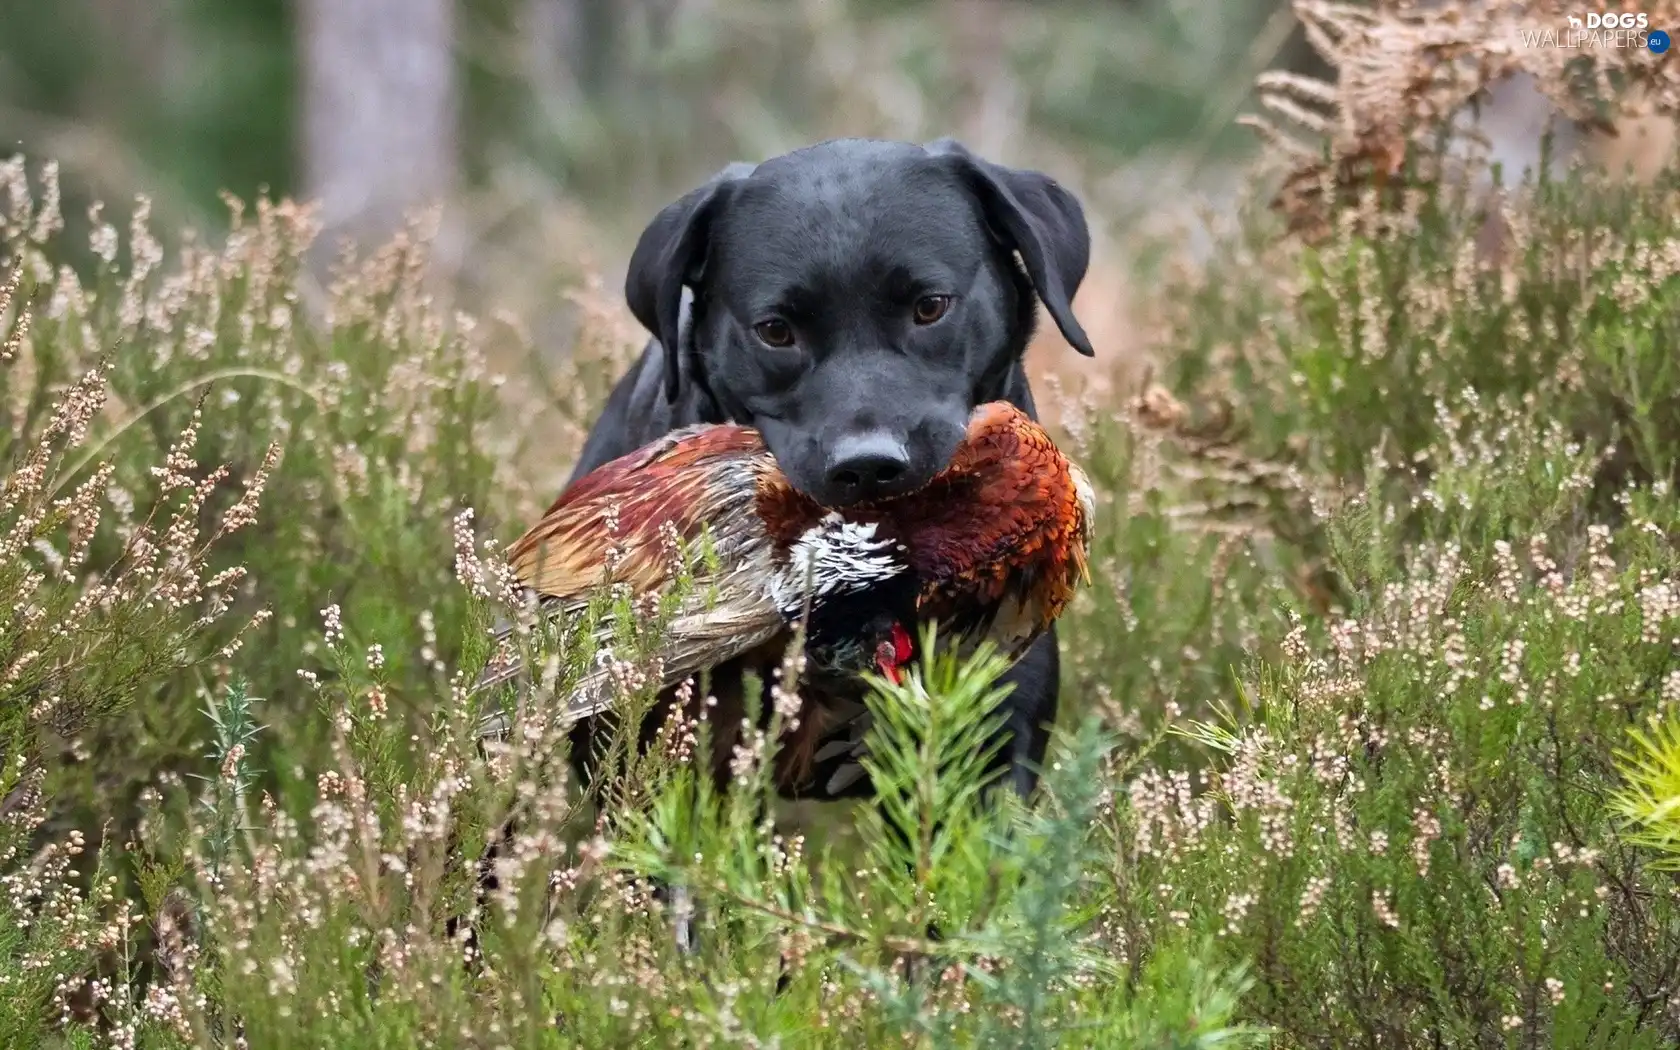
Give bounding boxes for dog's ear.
[625,162,755,402]
[925,138,1094,357]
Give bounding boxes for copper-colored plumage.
[477,400,1094,797]
[505,424,770,600]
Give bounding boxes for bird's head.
[801,599,916,686]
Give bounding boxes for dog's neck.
[679,308,741,426]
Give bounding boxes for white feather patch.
[766,511,904,615]
[1070,464,1096,530]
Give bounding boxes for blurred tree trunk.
[298,0,458,259]
[521,0,621,102]
[564,0,621,98]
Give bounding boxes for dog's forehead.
[712,145,987,286]
[751,137,935,184]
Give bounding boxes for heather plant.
[1,155,525,850]
[1049,390,1318,763]
[85,591,1260,1047]
[1106,390,1680,1044]
[1101,157,1680,768]
[613,631,1261,1048]
[0,259,273,1047]
[1070,74,1680,1043]
[1029,22,1680,1040]
[1157,165,1680,496]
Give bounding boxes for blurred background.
[0,0,1343,383]
[2,0,1666,407]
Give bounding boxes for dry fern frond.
[1247,0,1680,242]
[1128,383,1337,530]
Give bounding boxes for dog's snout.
[823,433,914,504]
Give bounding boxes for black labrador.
[458,137,1095,962]
[562,136,1096,802]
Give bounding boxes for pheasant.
[474,400,1094,796]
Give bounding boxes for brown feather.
[475,424,814,730]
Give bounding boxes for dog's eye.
[912,295,952,325]
[754,319,795,348]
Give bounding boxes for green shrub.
[126,614,1261,1048]
[0,249,268,1050]
[1611,715,1680,870]
[1109,396,1680,1045]
[1155,163,1680,497]
[2,156,520,851]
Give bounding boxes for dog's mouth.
[819,402,1015,514]
[825,478,935,514]
[819,444,966,514]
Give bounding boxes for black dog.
[561,136,1094,804]
[458,137,1095,962]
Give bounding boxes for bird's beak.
[875,654,902,684]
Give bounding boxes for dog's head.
[625,138,1093,509]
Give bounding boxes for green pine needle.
[1611,715,1680,869]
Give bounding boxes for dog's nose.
[823,433,915,504]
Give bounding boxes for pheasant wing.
[507,423,769,599]
[474,424,792,736]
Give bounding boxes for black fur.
[574,136,1093,802]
